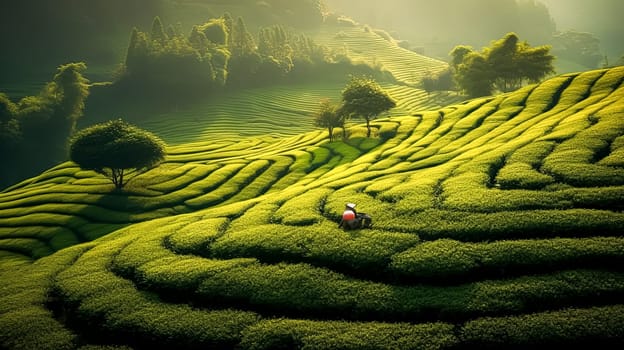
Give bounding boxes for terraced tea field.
[120,82,461,145]
[1,66,624,349]
[313,23,449,86]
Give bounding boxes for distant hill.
[1,66,623,349]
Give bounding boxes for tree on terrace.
[340,76,395,137]
[69,119,166,190]
[313,99,344,142]
[451,32,555,97]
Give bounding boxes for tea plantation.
[1,66,623,349]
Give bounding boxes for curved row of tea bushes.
[52,220,260,349]
[61,219,624,325]
[389,237,624,280]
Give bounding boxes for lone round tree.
[340,76,396,137]
[313,98,344,142]
[69,119,166,190]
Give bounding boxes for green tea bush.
[542,113,624,187]
[387,209,624,241]
[136,255,257,292]
[389,237,624,280]
[378,164,456,212]
[560,70,607,105]
[598,135,624,167]
[273,188,332,225]
[54,231,260,348]
[563,186,624,210]
[495,140,556,189]
[363,173,408,194]
[0,238,53,259]
[496,162,556,189]
[167,217,229,254]
[308,147,332,172]
[103,302,258,349]
[184,162,262,208]
[507,140,556,166]
[324,141,362,164]
[240,319,458,350]
[146,163,220,193]
[110,220,190,275]
[0,245,91,350]
[211,222,418,273]
[227,202,279,232]
[460,304,624,347]
[0,307,76,350]
[225,159,288,203]
[377,119,399,140]
[381,112,437,158]
[197,262,624,322]
[591,66,624,93]
[523,76,574,114]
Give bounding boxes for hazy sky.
[539,0,621,31]
[325,0,623,59]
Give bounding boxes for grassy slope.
[0,65,623,349]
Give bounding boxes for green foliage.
[340,76,396,137]
[313,98,344,141]
[240,319,458,350]
[390,237,624,280]
[452,32,555,97]
[0,63,90,189]
[422,68,455,94]
[461,305,624,347]
[118,13,359,97]
[69,119,167,189]
[198,18,229,45]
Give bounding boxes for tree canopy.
[0,62,90,189]
[340,76,396,137]
[69,119,166,190]
[313,99,344,142]
[451,33,555,97]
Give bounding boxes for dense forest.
[0,0,326,85]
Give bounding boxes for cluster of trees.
[449,33,555,98]
[420,33,555,98]
[314,76,395,141]
[0,0,328,81]
[0,63,90,188]
[118,13,377,98]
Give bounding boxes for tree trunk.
[111,168,125,190]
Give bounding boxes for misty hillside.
[325,0,623,71]
[1,66,623,349]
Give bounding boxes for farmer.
[338,203,372,229]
